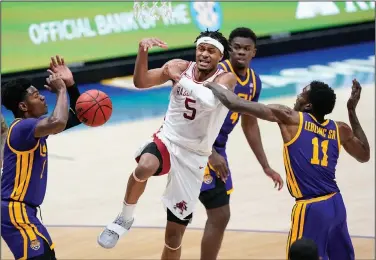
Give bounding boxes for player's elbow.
[48,116,67,133]
[133,78,147,89]
[357,152,370,163]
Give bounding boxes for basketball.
[75,89,112,127]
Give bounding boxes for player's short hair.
[229,27,257,46]
[308,80,336,116]
[289,238,319,260]
[1,78,32,117]
[194,29,230,59]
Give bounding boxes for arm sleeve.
[252,74,262,103]
[64,83,82,131]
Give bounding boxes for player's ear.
[252,48,257,58]
[303,103,313,112]
[18,101,28,112]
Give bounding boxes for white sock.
[122,201,136,222]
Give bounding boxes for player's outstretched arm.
[337,79,370,163]
[48,55,82,131]
[207,83,299,124]
[133,38,189,89]
[178,72,236,108]
[34,74,69,138]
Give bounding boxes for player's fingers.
[56,55,62,65]
[47,69,54,75]
[278,180,283,190]
[218,167,227,182]
[44,85,52,91]
[51,56,58,67]
[61,57,65,65]
[158,43,168,49]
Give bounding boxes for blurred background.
[1,2,375,258]
[1,1,375,125]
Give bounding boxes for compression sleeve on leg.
[178,77,219,109]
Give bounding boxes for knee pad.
[165,242,182,251]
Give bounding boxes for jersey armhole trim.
[334,121,341,153]
[7,119,40,154]
[250,69,257,100]
[284,112,303,147]
[179,61,192,77]
[219,62,227,72]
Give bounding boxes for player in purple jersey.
[1,56,82,260]
[198,27,284,260]
[207,79,370,260]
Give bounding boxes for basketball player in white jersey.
[98,30,237,260]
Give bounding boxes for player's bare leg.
[161,221,188,260]
[98,153,160,249]
[200,205,230,260]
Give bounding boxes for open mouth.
[236,57,246,63]
[199,59,210,66]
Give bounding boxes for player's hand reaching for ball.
[48,55,75,87]
[347,79,362,111]
[264,167,284,191]
[139,37,168,52]
[44,73,66,93]
[208,149,230,183]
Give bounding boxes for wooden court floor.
[1,86,375,259]
[1,227,374,259]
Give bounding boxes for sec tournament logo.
[190,2,223,31]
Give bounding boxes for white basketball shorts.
[134,131,207,220]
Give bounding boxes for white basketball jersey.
[159,62,229,156]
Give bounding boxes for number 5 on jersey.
[184,98,196,120]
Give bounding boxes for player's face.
[196,43,223,72]
[229,37,256,69]
[294,85,312,112]
[20,86,48,117]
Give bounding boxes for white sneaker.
[97,214,134,249]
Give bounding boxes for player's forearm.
[49,89,69,130]
[208,83,277,122]
[179,78,218,108]
[133,47,151,89]
[242,117,270,170]
[348,109,370,159]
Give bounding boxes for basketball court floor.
[1,85,374,259]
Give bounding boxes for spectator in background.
[289,238,321,260]
[1,113,8,167]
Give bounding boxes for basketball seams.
[76,102,99,121]
[92,106,102,126]
[85,91,110,122]
[75,97,111,106]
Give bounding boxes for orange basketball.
[75,90,112,127]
